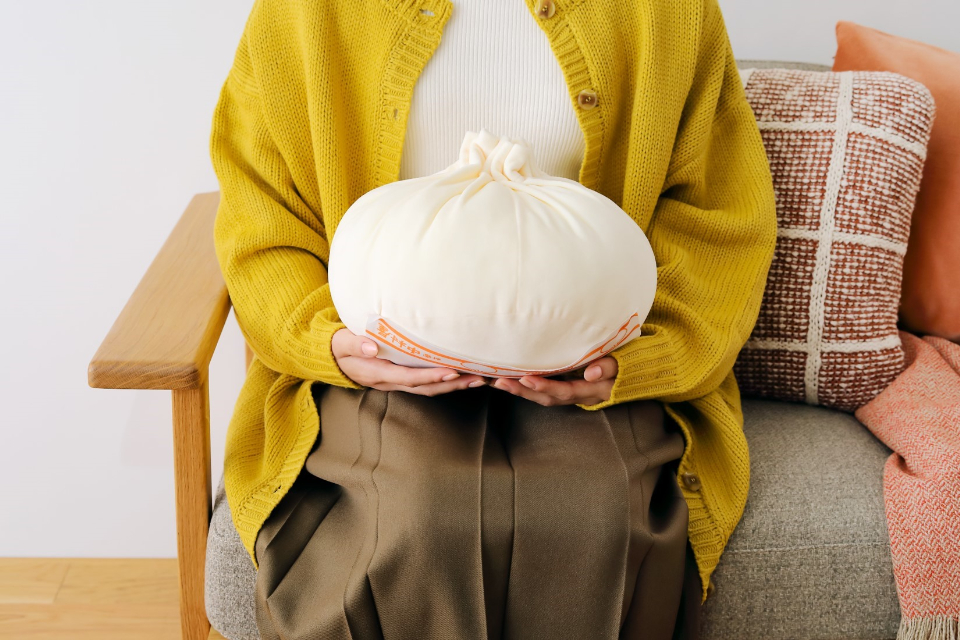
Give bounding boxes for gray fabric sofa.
[204,60,902,640]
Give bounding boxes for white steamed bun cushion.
[328,128,657,374]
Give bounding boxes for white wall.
[0,0,956,557]
[723,1,957,64]
[0,1,250,558]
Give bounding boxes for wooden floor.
[0,558,228,639]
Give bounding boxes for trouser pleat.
[252,384,699,640]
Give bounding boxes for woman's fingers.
[333,331,485,389]
[519,375,600,400]
[493,378,562,405]
[338,328,617,405]
[377,376,487,396]
[583,356,618,381]
[493,376,611,407]
[336,328,617,400]
[332,327,379,358]
[366,357,468,387]
[334,328,617,400]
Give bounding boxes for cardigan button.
[577,89,598,109]
[681,472,701,491]
[534,0,556,19]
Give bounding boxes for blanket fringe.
[897,615,960,640]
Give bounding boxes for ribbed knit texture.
[398,0,584,180]
[209,0,778,606]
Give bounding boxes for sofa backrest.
[735,59,831,71]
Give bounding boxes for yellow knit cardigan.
[210,0,777,605]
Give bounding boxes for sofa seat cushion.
[700,399,900,639]
[204,475,258,640]
[204,398,900,640]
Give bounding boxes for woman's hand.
[332,328,488,395]
[492,356,618,407]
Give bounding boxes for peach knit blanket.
[854,330,960,640]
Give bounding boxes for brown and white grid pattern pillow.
[732,68,936,412]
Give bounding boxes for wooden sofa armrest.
[88,191,230,391]
[87,190,229,640]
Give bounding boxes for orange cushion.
[833,21,960,341]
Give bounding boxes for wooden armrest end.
[88,191,231,390]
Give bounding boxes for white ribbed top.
[398,0,586,182]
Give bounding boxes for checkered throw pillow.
[732,68,936,412]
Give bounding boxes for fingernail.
[519,377,535,389]
[468,380,485,388]
[361,342,377,356]
[586,365,601,379]
[442,373,459,381]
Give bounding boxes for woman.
[209,0,777,637]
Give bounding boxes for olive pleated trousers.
[253,382,701,640]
